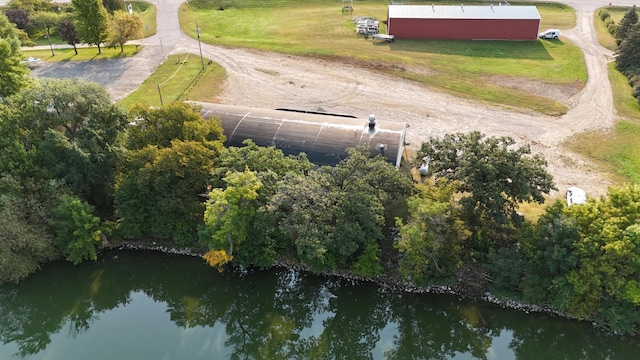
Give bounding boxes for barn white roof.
[388,5,541,20]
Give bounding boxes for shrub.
[600,9,611,21]
[607,20,618,35]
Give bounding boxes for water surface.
[0,251,637,359]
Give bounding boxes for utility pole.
[46,27,55,56]
[157,85,164,106]
[196,21,205,70]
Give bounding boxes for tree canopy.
[0,12,30,98]
[72,0,110,53]
[107,10,143,52]
[615,5,638,46]
[416,131,555,240]
[2,78,128,214]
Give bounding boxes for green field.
[118,53,227,109]
[178,0,583,115]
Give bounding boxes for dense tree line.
[1,44,639,332]
[602,5,640,104]
[3,0,144,53]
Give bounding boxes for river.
[0,250,637,359]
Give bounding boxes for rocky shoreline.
[110,242,578,322]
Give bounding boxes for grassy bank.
[132,1,157,37]
[178,0,583,115]
[118,53,227,109]
[569,6,640,184]
[594,6,630,51]
[23,45,141,61]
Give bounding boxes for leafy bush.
[599,9,611,21]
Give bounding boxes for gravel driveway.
[28,0,639,197]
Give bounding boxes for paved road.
[27,0,184,100]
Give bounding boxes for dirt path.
[169,6,615,197]
[30,0,637,198]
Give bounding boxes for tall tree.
[267,147,412,273]
[615,5,638,46]
[616,26,640,73]
[58,18,80,55]
[30,11,61,55]
[107,10,143,52]
[126,102,225,153]
[416,131,555,244]
[6,0,52,14]
[102,0,124,14]
[395,180,469,285]
[203,169,263,258]
[0,12,29,99]
[0,176,57,284]
[115,140,215,245]
[52,195,102,265]
[72,0,109,53]
[2,78,128,214]
[4,8,31,30]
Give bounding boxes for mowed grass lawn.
[118,53,226,109]
[23,45,141,61]
[179,0,584,115]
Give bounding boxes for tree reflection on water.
[0,251,637,359]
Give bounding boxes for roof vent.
[491,4,494,11]
[461,3,464,12]
[432,3,435,11]
[368,114,376,129]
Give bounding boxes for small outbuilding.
[192,102,407,168]
[387,4,541,40]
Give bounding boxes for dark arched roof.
[192,102,407,168]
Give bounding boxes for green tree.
[52,195,102,265]
[416,131,555,244]
[107,10,143,52]
[102,0,124,14]
[551,185,640,333]
[126,102,225,153]
[58,18,79,54]
[0,12,29,98]
[7,0,52,14]
[4,8,31,30]
[268,171,337,270]
[72,0,109,53]
[3,78,128,214]
[115,140,215,245]
[616,26,640,72]
[31,12,61,54]
[395,180,468,285]
[615,5,638,46]
[267,147,412,272]
[519,201,580,305]
[203,169,263,259]
[0,177,57,284]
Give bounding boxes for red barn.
[387,4,541,40]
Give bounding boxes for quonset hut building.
[192,102,407,168]
[386,4,541,40]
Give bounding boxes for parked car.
[538,29,560,40]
